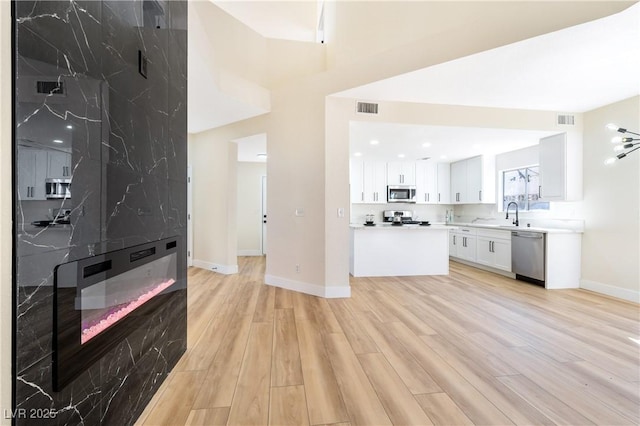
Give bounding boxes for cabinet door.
[450,160,467,204]
[449,232,458,257]
[475,237,493,267]
[387,162,403,185]
[387,161,415,185]
[492,239,512,271]
[364,161,387,203]
[17,148,47,200]
[458,235,476,261]
[539,133,566,201]
[437,163,450,204]
[466,156,483,203]
[350,160,365,203]
[48,151,71,178]
[415,161,437,204]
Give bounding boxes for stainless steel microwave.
[387,185,416,203]
[46,178,71,199]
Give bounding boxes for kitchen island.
[350,224,449,277]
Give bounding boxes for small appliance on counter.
[364,214,376,226]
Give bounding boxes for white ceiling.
[335,3,640,113]
[350,122,555,164]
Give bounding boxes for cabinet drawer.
[476,228,511,240]
[454,227,476,235]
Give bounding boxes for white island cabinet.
[350,225,449,277]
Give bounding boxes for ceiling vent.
[419,157,431,161]
[557,114,575,125]
[356,101,379,114]
[36,80,65,96]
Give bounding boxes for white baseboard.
[193,259,238,275]
[580,279,639,303]
[237,250,263,256]
[264,274,351,299]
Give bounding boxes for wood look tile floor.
[136,257,640,426]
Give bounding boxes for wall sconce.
[604,123,640,165]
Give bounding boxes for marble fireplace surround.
[13,1,187,424]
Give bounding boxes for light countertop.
[446,222,583,234]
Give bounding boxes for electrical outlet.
[337,207,345,218]
[295,264,300,273]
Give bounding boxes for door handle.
[539,185,542,197]
[438,193,441,202]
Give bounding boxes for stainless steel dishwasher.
[511,231,546,285]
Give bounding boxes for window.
[502,166,549,211]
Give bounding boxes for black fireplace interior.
[53,237,179,391]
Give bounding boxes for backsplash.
[454,203,585,231]
[351,203,450,224]
[13,1,187,424]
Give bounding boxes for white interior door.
[187,166,193,266]
[261,175,267,255]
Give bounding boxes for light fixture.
[53,139,63,144]
[440,155,447,159]
[354,152,362,157]
[256,153,267,158]
[422,142,431,148]
[370,140,379,145]
[66,125,73,130]
[604,123,640,165]
[398,154,405,158]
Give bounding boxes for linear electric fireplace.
[53,237,179,390]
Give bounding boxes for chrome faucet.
[506,202,519,226]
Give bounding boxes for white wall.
[580,96,639,302]
[190,2,631,298]
[237,162,266,255]
[1,1,11,421]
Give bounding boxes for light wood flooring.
[136,256,640,426]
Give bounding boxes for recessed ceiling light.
[422,143,431,148]
[370,140,379,145]
[66,125,73,130]
[440,155,447,159]
[472,143,481,149]
[398,154,405,158]
[256,153,267,158]
[53,139,64,144]
[354,152,362,157]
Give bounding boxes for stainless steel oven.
[387,185,416,203]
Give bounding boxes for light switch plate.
[337,208,345,218]
[295,208,305,217]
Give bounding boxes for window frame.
[500,165,549,212]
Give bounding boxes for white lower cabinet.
[450,227,476,262]
[476,229,512,272]
[451,227,511,273]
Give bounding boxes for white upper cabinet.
[47,150,72,179]
[17,148,47,200]
[350,160,365,203]
[450,155,495,204]
[363,161,387,203]
[350,160,387,204]
[436,163,451,204]
[539,133,582,201]
[387,161,416,185]
[416,161,450,204]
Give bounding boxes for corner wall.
[581,96,640,302]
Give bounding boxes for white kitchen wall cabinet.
[387,161,416,185]
[437,163,451,204]
[47,150,72,179]
[450,155,495,204]
[363,161,387,203]
[415,161,437,204]
[17,148,47,200]
[475,228,511,272]
[539,133,582,201]
[350,160,365,203]
[416,161,450,204]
